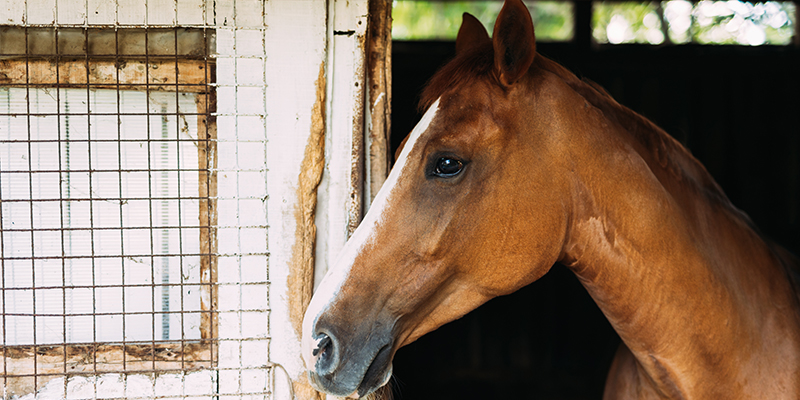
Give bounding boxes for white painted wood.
[86,0,115,25]
[57,0,87,25]
[314,0,370,291]
[263,1,328,399]
[116,0,146,25]
[0,0,25,24]
[211,0,234,26]
[26,0,56,25]
[146,0,176,25]
[234,0,263,28]
[176,0,205,26]
[18,371,216,400]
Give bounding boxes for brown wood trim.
[0,343,213,398]
[367,0,393,203]
[0,59,212,92]
[197,90,218,349]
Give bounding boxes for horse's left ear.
[492,0,536,87]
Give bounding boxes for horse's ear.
[456,13,490,55]
[492,0,536,87]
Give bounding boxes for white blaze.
[301,98,441,368]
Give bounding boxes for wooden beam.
[0,59,211,92]
[367,0,393,203]
[0,343,212,398]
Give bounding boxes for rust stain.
[288,62,327,339]
[348,24,369,238]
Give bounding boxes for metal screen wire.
[0,25,218,398]
[1,88,203,344]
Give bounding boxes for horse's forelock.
[418,42,496,113]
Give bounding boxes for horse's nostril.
[313,333,332,357]
[312,331,339,376]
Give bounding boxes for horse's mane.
[539,57,736,205]
[419,42,496,113]
[544,60,800,299]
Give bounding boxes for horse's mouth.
[355,344,394,398]
[308,342,394,398]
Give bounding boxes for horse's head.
[303,0,576,396]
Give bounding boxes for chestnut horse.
[302,0,800,398]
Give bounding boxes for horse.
[301,0,800,398]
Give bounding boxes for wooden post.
[366,0,393,205]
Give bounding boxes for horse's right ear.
[492,0,536,87]
[456,13,490,55]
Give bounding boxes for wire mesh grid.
[0,1,272,399]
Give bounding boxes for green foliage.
[593,1,796,45]
[593,2,664,44]
[687,1,796,45]
[393,0,796,46]
[392,1,574,41]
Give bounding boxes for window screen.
[1,88,204,344]
[0,27,215,396]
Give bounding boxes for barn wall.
[0,0,382,399]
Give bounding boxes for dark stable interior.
[388,18,800,400]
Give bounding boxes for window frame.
[0,27,217,398]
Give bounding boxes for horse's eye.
[433,157,463,177]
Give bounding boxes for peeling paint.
[0,344,212,398]
[288,62,327,339]
[264,2,330,398]
[18,371,215,400]
[284,60,328,400]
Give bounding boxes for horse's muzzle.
[304,317,394,398]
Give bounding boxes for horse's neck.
[555,74,800,396]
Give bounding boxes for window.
[392,1,575,41]
[1,88,206,344]
[390,0,796,46]
[0,27,215,397]
[593,1,796,45]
